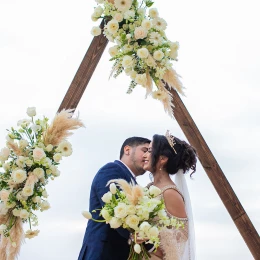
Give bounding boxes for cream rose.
[114,203,128,218]
[22,185,34,197]
[109,217,122,229]
[12,208,21,217]
[122,55,134,68]
[33,147,46,161]
[0,189,10,202]
[134,26,148,40]
[139,221,151,233]
[91,26,102,36]
[53,153,62,163]
[12,169,27,183]
[153,50,164,61]
[32,196,41,203]
[20,209,29,219]
[149,8,159,18]
[106,20,119,35]
[134,73,147,86]
[40,201,50,211]
[114,13,123,22]
[33,168,44,179]
[148,226,159,237]
[108,46,119,57]
[19,139,29,149]
[125,215,140,229]
[137,47,149,59]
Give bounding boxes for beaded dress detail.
[148,183,189,260]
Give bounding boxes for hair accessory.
[165,130,177,154]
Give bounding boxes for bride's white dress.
[148,184,190,260]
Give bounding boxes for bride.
[143,131,197,260]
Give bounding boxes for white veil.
[174,169,196,260]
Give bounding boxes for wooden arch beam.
[58,22,260,259]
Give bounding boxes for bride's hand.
[153,247,163,258]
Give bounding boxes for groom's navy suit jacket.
[78,160,136,260]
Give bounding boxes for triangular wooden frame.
[58,21,260,258]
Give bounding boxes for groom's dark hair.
[120,137,151,159]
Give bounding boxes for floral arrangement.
[0,107,84,260]
[82,179,184,259]
[90,0,185,117]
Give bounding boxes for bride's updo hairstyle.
[151,134,197,176]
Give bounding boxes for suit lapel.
[114,160,138,184]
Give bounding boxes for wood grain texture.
[169,87,260,259]
[58,20,108,112]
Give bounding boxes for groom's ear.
[124,145,131,155]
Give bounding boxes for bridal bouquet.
[0,107,84,260]
[90,0,185,117]
[83,179,184,260]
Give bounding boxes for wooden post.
[170,87,260,259]
[58,22,260,258]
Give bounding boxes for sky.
[0,0,259,259]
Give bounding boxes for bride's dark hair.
[151,134,197,176]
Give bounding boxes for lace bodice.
[149,183,189,260]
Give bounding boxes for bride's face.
[143,142,153,172]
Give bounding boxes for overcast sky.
[0,0,259,259]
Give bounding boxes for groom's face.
[129,143,149,176]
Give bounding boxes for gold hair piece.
[165,130,177,154]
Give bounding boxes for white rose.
[124,10,135,20]
[91,26,102,36]
[139,221,151,232]
[146,55,156,68]
[93,6,103,17]
[153,50,164,61]
[108,46,119,57]
[26,107,36,117]
[113,13,123,22]
[32,196,41,203]
[42,157,52,167]
[125,215,140,229]
[149,8,159,18]
[101,208,111,220]
[141,19,152,30]
[109,183,117,194]
[148,226,159,238]
[122,55,134,68]
[91,13,99,22]
[134,244,141,254]
[135,73,147,86]
[20,209,29,219]
[0,189,10,202]
[33,147,46,161]
[134,26,148,40]
[0,202,8,215]
[33,168,44,179]
[0,147,10,160]
[40,201,50,211]
[22,185,34,197]
[129,70,137,80]
[82,211,92,219]
[101,192,113,203]
[149,185,161,197]
[137,8,145,16]
[137,48,149,59]
[19,139,29,149]
[127,205,136,215]
[3,162,11,171]
[12,208,21,217]
[12,169,27,184]
[53,153,62,163]
[109,217,122,229]
[106,20,119,35]
[42,190,48,198]
[25,159,33,168]
[114,203,128,218]
[45,144,53,152]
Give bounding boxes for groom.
[78,137,151,260]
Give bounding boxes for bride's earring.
[149,172,154,182]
